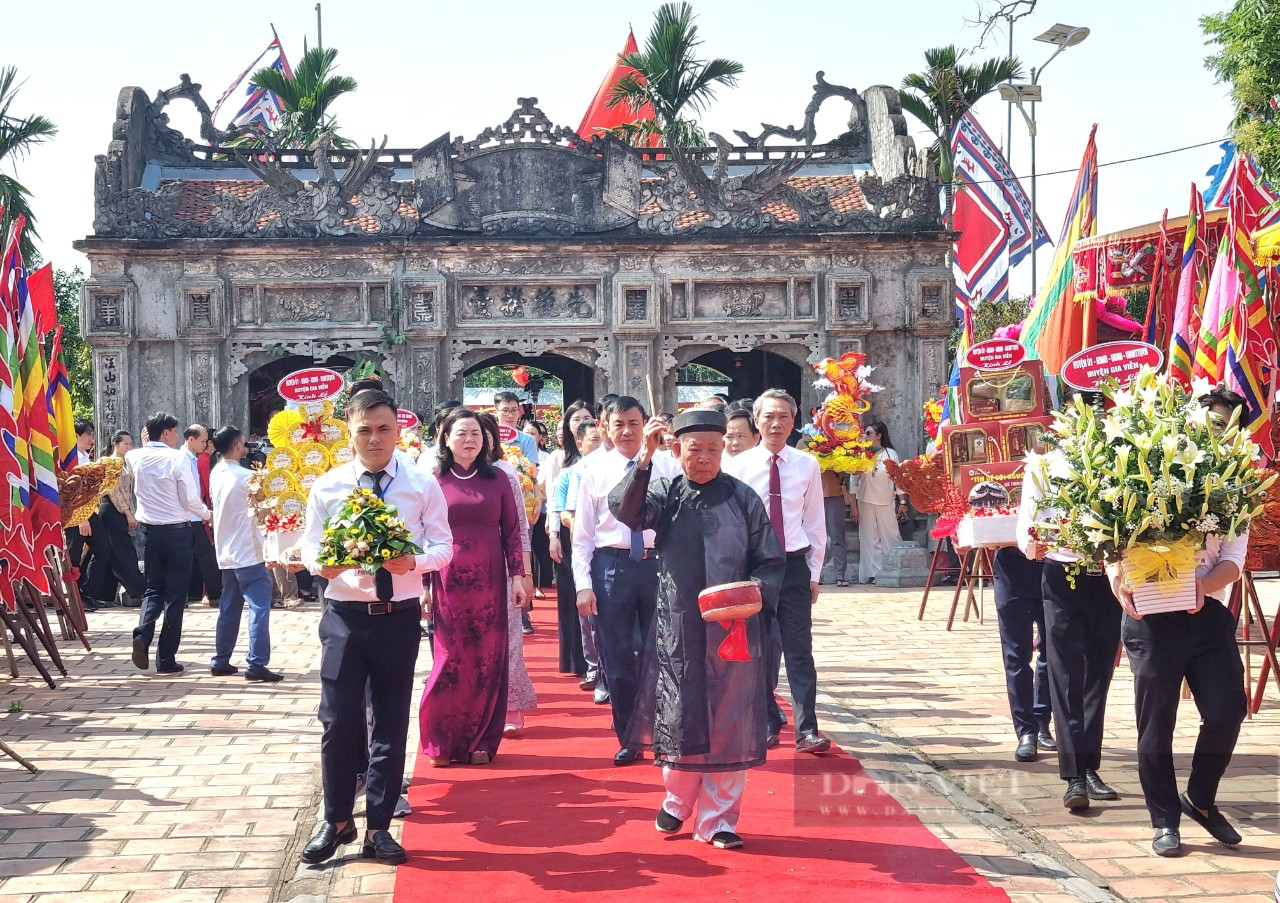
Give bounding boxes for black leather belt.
[326,597,419,616]
[596,546,657,561]
[786,546,812,560]
[141,522,188,531]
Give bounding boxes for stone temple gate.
[77,73,954,454]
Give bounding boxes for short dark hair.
[349,377,386,397]
[145,413,178,442]
[575,419,600,442]
[656,412,674,424]
[74,419,94,436]
[183,425,206,441]
[493,391,522,407]
[1199,386,1247,414]
[211,425,243,457]
[596,394,619,418]
[346,388,397,419]
[112,429,132,445]
[436,408,495,478]
[726,408,759,435]
[604,395,647,422]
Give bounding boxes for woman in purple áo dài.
[418,408,527,766]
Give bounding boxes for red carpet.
[395,594,1010,901]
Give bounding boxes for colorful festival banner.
[1168,186,1210,388]
[1021,126,1099,375]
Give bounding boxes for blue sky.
[4,0,1234,295]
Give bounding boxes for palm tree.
[899,45,1022,216]
[607,1,744,147]
[0,67,57,262]
[243,46,357,149]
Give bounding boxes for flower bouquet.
[317,487,422,574]
[263,511,304,535]
[922,388,945,444]
[1030,367,1272,614]
[504,447,541,522]
[397,429,426,462]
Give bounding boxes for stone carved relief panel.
[446,335,612,381]
[826,264,873,331]
[660,329,824,372]
[623,343,654,405]
[95,349,124,438]
[661,255,812,274]
[227,259,382,279]
[455,282,601,324]
[692,281,788,320]
[82,278,137,336]
[413,346,440,414]
[226,337,385,384]
[188,348,215,425]
[263,284,363,323]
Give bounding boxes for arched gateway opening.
[247,353,358,435]
[461,352,596,415]
[681,349,804,410]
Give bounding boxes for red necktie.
[769,453,785,545]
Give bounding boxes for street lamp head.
[1034,24,1090,47]
[999,84,1042,103]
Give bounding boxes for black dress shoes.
[655,808,683,834]
[1152,828,1182,857]
[1014,733,1037,762]
[210,663,238,676]
[362,829,408,865]
[245,665,284,682]
[614,747,643,766]
[155,662,185,674]
[131,635,149,670]
[1036,730,1056,751]
[796,733,832,754]
[1084,769,1119,800]
[765,731,780,749]
[1063,778,1089,811]
[1179,792,1242,845]
[301,821,358,864]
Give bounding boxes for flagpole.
[316,3,323,50]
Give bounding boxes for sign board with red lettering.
[278,368,343,403]
[498,425,519,444]
[965,338,1026,372]
[397,409,420,430]
[1061,341,1163,392]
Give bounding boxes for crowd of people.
[73,374,1255,868]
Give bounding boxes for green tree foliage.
[1203,0,1280,188]
[608,2,744,147]
[947,295,1030,352]
[242,47,357,149]
[899,46,1022,215]
[0,67,57,262]
[54,267,93,420]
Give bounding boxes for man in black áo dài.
[610,409,785,850]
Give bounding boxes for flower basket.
[317,487,422,574]
[1119,542,1199,615]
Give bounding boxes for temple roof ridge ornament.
[451,97,591,157]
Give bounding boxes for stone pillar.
[92,342,130,447]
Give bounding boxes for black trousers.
[64,522,100,594]
[555,525,586,675]
[187,521,222,601]
[318,601,421,830]
[1042,561,1122,780]
[993,548,1052,737]
[530,510,554,589]
[1123,598,1247,828]
[134,523,194,666]
[590,552,658,744]
[85,500,145,602]
[765,553,820,738]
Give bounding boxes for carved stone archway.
[661,333,822,414]
[459,349,600,409]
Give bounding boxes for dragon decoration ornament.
[93,72,939,241]
[800,350,880,474]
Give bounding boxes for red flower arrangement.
[263,512,305,535]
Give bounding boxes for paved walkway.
[0,581,1277,903]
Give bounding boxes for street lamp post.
[999,23,1089,296]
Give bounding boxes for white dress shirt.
[571,447,680,591]
[210,459,264,570]
[125,441,209,525]
[1015,466,1079,563]
[725,443,827,581]
[1198,532,1249,579]
[181,447,204,523]
[300,457,454,601]
[852,448,902,506]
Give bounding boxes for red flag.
[1141,208,1178,351]
[26,263,54,336]
[577,30,659,144]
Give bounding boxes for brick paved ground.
[1,583,1277,903]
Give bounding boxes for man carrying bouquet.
[1108,387,1250,858]
[299,383,453,866]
